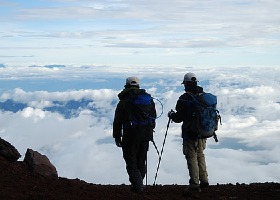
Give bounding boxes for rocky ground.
[1,156,280,200]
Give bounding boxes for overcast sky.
[1,0,280,67]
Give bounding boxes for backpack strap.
[186,91,207,108]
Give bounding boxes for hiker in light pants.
[168,72,209,196]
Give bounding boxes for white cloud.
[0,66,280,185]
[1,88,118,103]
[21,107,46,121]
[0,0,279,66]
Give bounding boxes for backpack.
[187,92,221,141]
[124,92,156,128]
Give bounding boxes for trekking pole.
[151,139,160,157]
[145,158,148,192]
[145,142,150,192]
[153,117,172,186]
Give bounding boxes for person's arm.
[113,101,125,139]
[169,94,193,123]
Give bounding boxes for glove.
[115,137,122,147]
[168,110,175,119]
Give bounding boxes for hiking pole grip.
[213,132,219,142]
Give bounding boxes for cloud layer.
[0,66,279,185]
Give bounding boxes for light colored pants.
[183,138,208,188]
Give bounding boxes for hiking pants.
[183,138,208,188]
[122,130,149,191]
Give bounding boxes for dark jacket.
[113,87,156,141]
[171,85,204,140]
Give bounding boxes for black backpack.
[187,92,221,141]
[124,91,156,128]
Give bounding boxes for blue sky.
[1,0,280,67]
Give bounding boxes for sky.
[1,0,280,67]
[0,66,280,185]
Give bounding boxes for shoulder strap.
[186,91,208,108]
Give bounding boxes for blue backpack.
[187,92,221,141]
[125,92,156,128]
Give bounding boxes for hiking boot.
[182,186,201,197]
[200,182,209,188]
[130,186,143,194]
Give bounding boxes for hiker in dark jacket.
[113,77,156,193]
[168,72,209,196]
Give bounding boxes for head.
[124,76,140,88]
[182,72,199,87]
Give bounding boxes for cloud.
[0,66,280,185]
[21,107,46,121]
[0,88,118,113]
[1,0,279,65]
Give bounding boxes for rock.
[0,137,21,162]
[23,148,58,178]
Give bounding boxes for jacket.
[113,87,156,140]
[171,85,204,140]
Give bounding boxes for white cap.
[126,76,140,86]
[182,72,199,84]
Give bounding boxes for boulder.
[0,137,21,162]
[24,148,58,178]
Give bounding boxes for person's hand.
[168,110,175,119]
[115,137,122,147]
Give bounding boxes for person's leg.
[183,139,200,188]
[137,141,149,180]
[122,138,143,192]
[197,139,209,187]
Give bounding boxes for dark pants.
[122,126,151,191]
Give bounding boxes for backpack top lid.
[131,94,152,105]
[196,92,217,107]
